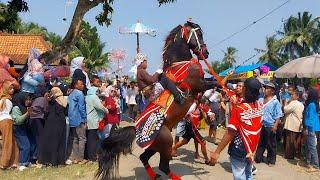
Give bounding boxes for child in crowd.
[85,76,108,161]
[67,79,87,164]
[11,92,32,171]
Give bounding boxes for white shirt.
[204,89,220,103]
[126,87,138,105]
[0,99,13,121]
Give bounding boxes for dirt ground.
[114,123,320,180]
[1,122,320,180]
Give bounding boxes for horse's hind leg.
[155,126,181,180]
[139,149,161,179]
[159,149,182,180]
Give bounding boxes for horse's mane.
[163,25,183,53]
[162,25,182,68]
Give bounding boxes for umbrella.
[275,54,320,78]
[119,21,156,53]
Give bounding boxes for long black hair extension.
[95,126,136,180]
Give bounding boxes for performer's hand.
[227,70,234,76]
[230,96,237,104]
[209,113,215,121]
[156,69,163,74]
[210,151,220,165]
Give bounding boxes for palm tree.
[278,12,320,59]
[16,22,62,48]
[204,61,224,74]
[69,21,109,73]
[69,38,109,72]
[222,47,238,68]
[46,32,62,48]
[259,36,286,67]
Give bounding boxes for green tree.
[69,21,109,73]
[278,12,320,59]
[0,3,22,33]
[5,0,178,63]
[222,47,238,68]
[16,22,62,48]
[259,36,286,67]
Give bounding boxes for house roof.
[0,34,51,65]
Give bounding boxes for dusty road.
[115,123,320,180]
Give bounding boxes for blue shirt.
[280,91,291,101]
[304,102,320,132]
[21,73,45,94]
[68,89,87,127]
[261,96,283,127]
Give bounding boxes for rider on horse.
[135,53,186,105]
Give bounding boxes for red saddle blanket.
[135,59,203,149]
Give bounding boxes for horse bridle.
[181,26,206,59]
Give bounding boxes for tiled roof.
[0,34,51,65]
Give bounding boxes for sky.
[20,0,320,75]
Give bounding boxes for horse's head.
[163,21,209,69]
[182,21,209,60]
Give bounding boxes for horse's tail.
[95,126,136,180]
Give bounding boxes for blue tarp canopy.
[218,63,277,76]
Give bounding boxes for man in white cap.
[135,53,185,105]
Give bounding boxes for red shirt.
[228,102,263,161]
[223,87,244,105]
[103,96,120,124]
[189,108,201,128]
[188,104,212,128]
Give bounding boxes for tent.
[218,63,277,81]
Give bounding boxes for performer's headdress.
[130,52,148,77]
[134,53,147,66]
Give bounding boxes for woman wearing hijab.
[29,84,48,166]
[0,54,20,90]
[85,86,108,161]
[20,49,45,94]
[38,87,67,166]
[70,57,90,89]
[304,88,320,172]
[0,81,19,169]
[11,92,32,171]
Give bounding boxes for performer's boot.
[159,74,186,104]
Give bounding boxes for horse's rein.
[180,25,224,88]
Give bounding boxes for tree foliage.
[16,22,62,48]
[222,47,238,68]
[260,11,320,67]
[4,0,179,63]
[205,47,238,74]
[69,21,109,73]
[0,3,21,33]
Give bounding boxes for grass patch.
[0,163,98,180]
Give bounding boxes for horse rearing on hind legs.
[96,21,217,180]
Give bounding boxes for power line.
[213,0,291,47]
[234,51,260,68]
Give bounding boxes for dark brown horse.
[96,21,217,180]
